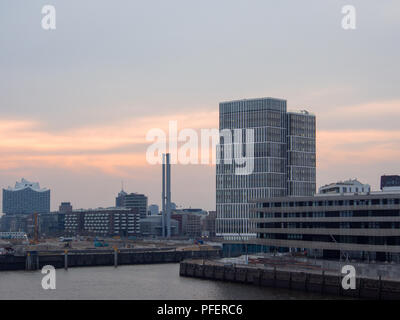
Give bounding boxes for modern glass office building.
[2,178,50,215]
[216,98,316,240]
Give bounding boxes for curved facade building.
[2,178,50,215]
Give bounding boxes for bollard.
[258,269,263,286]
[25,252,31,271]
[114,248,118,268]
[64,250,68,270]
[378,275,382,300]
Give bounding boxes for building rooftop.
[71,207,135,213]
[5,178,49,193]
[287,109,315,116]
[251,190,400,204]
[320,178,367,188]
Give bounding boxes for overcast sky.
[0,0,399,212]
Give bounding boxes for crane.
[29,213,39,245]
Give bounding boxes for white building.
[318,179,371,195]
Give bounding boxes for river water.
[0,263,333,299]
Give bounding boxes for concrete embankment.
[0,249,221,271]
[179,260,400,299]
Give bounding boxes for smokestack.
[162,153,172,238]
[162,154,166,238]
[166,153,171,238]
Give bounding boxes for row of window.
[262,198,400,208]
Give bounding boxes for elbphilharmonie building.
[2,178,50,215]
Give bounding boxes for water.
[0,263,334,300]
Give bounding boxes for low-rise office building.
[64,207,140,237]
[0,214,30,233]
[247,192,400,262]
[201,211,217,238]
[59,202,73,213]
[171,209,207,238]
[140,215,179,237]
[39,212,65,237]
[381,175,400,192]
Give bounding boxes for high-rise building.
[287,111,317,196]
[124,193,148,219]
[216,98,316,240]
[2,178,50,215]
[115,189,127,207]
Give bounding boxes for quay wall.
[0,249,221,271]
[179,260,400,300]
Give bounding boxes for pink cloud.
[0,111,218,175]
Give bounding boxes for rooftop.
[5,178,49,193]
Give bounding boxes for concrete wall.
[0,249,221,271]
[180,261,400,300]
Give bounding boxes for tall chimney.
[162,154,166,238]
[166,153,171,238]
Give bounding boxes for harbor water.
[0,263,336,300]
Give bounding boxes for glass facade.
[216,98,316,240]
[2,188,50,215]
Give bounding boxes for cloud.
[1,99,400,191]
[0,110,218,175]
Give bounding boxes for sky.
[0,0,399,212]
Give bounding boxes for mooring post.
[64,250,68,270]
[378,275,382,300]
[114,248,118,268]
[25,252,31,271]
[258,269,263,286]
[305,273,309,292]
